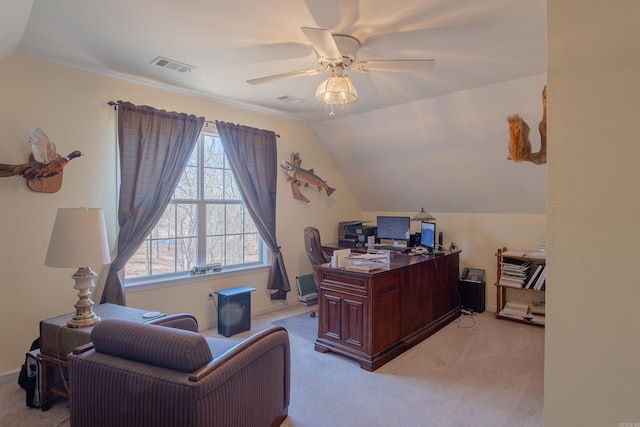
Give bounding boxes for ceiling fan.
[247,27,435,106]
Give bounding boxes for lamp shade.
[411,207,436,222]
[315,68,358,104]
[45,207,111,268]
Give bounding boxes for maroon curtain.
[216,121,290,298]
[101,102,204,305]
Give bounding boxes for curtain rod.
[107,101,279,137]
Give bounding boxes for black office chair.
[303,227,331,318]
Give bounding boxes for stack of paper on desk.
[344,259,388,271]
[348,253,387,260]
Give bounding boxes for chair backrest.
[304,227,330,266]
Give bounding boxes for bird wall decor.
[0,126,82,193]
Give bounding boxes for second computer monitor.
[376,216,411,244]
[420,221,436,250]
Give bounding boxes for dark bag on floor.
[18,338,41,408]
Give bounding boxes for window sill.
[124,264,270,294]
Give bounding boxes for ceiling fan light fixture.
[315,68,358,104]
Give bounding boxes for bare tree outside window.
[126,131,263,281]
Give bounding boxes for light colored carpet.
[272,311,318,342]
[0,308,543,427]
[0,381,69,426]
[278,311,544,427]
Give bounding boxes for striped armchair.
[67,316,290,427]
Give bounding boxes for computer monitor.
[376,216,410,243]
[420,221,436,250]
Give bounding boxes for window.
[125,130,264,282]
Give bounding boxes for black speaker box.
[409,233,421,247]
[459,279,486,313]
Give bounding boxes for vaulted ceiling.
[2,0,547,213]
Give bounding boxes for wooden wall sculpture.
[0,127,81,193]
[507,86,547,165]
[280,152,336,203]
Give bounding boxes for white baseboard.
[0,368,19,385]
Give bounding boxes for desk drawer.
[320,270,368,291]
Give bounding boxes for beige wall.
[0,53,546,379]
[0,54,362,374]
[545,1,640,424]
[5,3,639,421]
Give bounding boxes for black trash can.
[459,268,486,313]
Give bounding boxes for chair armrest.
[186,325,290,425]
[189,326,289,382]
[146,313,199,332]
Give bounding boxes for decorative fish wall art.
[281,152,336,203]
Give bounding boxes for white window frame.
[124,127,269,290]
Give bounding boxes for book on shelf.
[501,258,531,270]
[525,264,544,289]
[531,301,546,315]
[502,250,546,260]
[533,266,546,290]
[499,277,526,288]
[500,300,530,319]
[500,267,529,278]
[499,258,533,288]
[525,313,545,325]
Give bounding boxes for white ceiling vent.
[277,95,305,104]
[150,56,195,73]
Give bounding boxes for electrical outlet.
[208,290,214,300]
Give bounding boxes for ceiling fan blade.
[246,68,325,85]
[353,59,436,73]
[304,0,359,30]
[301,27,341,63]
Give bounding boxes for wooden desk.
[314,251,460,371]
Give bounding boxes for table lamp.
[411,207,436,222]
[45,207,111,328]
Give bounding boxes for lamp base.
[66,267,101,328]
[67,308,100,329]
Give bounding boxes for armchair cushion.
[91,319,212,373]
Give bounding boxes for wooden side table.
[39,303,162,410]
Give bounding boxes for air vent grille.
[150,56,195,73]
[277,95,305,104]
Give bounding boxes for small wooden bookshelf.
[495,247,545,327]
